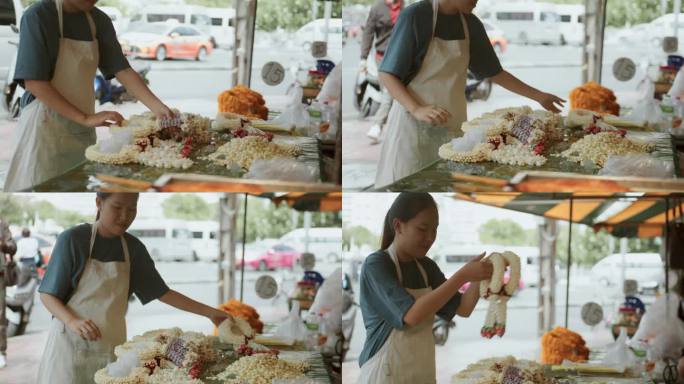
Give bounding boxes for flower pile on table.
[453,356,558,384]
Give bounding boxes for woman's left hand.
[208,308,231,327]
[536,93,566,113]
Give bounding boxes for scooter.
[353,56,382,118]
[433,316,455,346]
[340,272,357,361]
[6,256,39,337]
[2,24,22,119]
[94,61,151,105]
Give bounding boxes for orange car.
[483,21,508,54]
[119,22,213,61]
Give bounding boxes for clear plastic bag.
[450,125,487,152]
[631,293,684,361]
[244,159,319,182]
[272,84,309,130]
[598,154,674,178]
[274,301,309,344]
[627,68,662,125]
[602,327,636,372]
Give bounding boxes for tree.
[555,224,611,267]
[478,219,536,246]
[162,194,216,220]
[256,0,342,32]
[343,225,379,251]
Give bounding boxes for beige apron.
[375,0,470,189]
[37,222,131,384]
[358,243,436,384]
[4,0,98,191]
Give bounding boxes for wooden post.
[582,0,607,83]
[231,0,257,87]
[538,219,558,335]
[218,194,238,305]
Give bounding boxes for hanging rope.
[565,197,574,328]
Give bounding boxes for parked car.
[237,244,301,271]
[482,21,508,54]
[591,253,664,293]
[295,18,343,52]
[119,22,213,61]
[279,227,342,263]
[98,6,125,35]
[128,4,214,46]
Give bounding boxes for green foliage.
[478,219,538,246]
[343,225,379,251]
[0,195,89,228]
[185,0,232,8]
[162,194,217,220]
[256,0,342,32]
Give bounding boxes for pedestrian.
[374,0,565,188]
[360,0,403,144]
[357,192,493,383]
[16,228,41,267]
[4,0,175,191]
[36,193,246,383]
[0,219,17,369]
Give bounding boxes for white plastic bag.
[602,327,636,372]
[598,154,674,179]
[450,125,487,152]
[274,301,308,344]
[244,159,319,183]
[272,85,309,130]
[627,69,662,125]
[309,267,342,316]
[316,62,341,106]
[631,293,684,360]
[106,351,139,377]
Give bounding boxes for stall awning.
[257,192,342,212]
[454,192,683,237]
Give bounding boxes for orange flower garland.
[569,82,620,116]
[218,85,269,120]
[541,327,590,364]
[214,299,264,336]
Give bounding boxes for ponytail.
[380,192,437,250]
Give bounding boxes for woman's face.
[96,194,138,237]
[394,207,439,258]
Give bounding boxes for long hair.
[380,192,437,250]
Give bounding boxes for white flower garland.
[480,251,521,338]
[135,140,194,169]
[85,144,138,165]
[489,143,547,167]
[206,136,301,170]
[560,131,655,167]
[438,142,492,163]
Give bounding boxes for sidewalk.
[1,331,47,384]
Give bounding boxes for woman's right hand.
[67,317,102,341]
[82,111,124,128]
[459,252,493,282]
[410,105,451,125]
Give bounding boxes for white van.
[129,5,215,47]
[295,18,343,53]
[279,227,342,263]
[187,220,219,262]
[206,7,234,49]
[555,4,585,46]
[434,245,538,286]
[128,219,196,262]
[591,253,664,291]
[479,2,564,45]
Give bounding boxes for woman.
[374,0,566,188]
[358,192,493,383]
[36,193,243,383]
[4,0,175,191]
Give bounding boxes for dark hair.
[95,193,138,220]
[21,228,30,237]
[381,192,437,250]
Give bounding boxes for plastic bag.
[631,293,684,360]
[598,154,674,179]
[316,63,341,106]
[272,85,309,130]
[602,327,636,372]
[627,66,662,125]
[99,127,133,154]
[309,267,342,316]
[450,125,487,152]
[106,351,139,377]
[244,159,319,183]
[273,301,308,344]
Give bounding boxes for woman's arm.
[404,253,491,327]
[40,292,102,340]
[490,70,565,113]
[24,80,124,127]
[455,280,480,317]
[115,68,174,119]
[379,72,450,124]
[158,289,232,327]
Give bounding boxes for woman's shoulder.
[363,249,392,268]
[90,6,114,26]
[22,0,56,20]
[400,0,432,22]
[60,223,90,240]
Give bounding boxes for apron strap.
[431,0,439,37]
[55,0,64,38]
[459,12,470,42]
[89,222,130,263]
[85,11,97,41]
[387,243,430,288]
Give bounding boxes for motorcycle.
[94,61,151,105]
[6,256,40,337]
[433,315,455,346]
[340,272,357,362]
[2,24,22,119]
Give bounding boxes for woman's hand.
[410,105,451,125]
[66,317,102,341]
[458,252,493,282]
[82,111,124,127]
[152,104,175,121]
[207,308,231,328]
[536,92,565,113]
